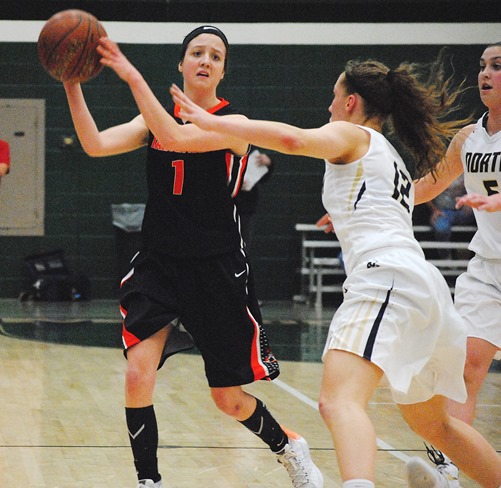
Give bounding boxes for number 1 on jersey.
[172,160,184,195]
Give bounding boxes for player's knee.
[125,361,156,393]
[318,395,331,421]
[318,392,346,425]
[463,354,489,389]
[463,366,483,395]
[211,394,236,415]
[464,338,497,379]
[211,389,244,417]
[125,364,142,389]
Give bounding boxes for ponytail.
[343,50,471,179]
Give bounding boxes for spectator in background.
[427,174,476,259]
[234,148,273,253]
[0,139,11,186]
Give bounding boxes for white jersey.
[461,113,501,259]
[321,127,468,403]
[457,113,501,359]
[322,127,422,275]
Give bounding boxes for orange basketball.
[37,9,107,83]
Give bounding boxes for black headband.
[180,25,229,61]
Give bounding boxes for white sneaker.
[426,445,461,488]
[406,456,461,488]
[276,430,324,487]
[137,479,164,488]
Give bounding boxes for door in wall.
[0,99,45,236]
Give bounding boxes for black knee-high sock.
[125,405,161,482]
[239,398,288,453]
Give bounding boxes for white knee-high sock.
[342,480,375,488]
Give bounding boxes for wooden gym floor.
[0,298,499,487]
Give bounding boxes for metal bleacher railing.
[294,223,476,308]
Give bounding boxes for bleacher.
[294,223,476,308]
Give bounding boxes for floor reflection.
[0,318,329,363]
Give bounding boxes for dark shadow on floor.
[2,317,500,371]
[0,318,331,363]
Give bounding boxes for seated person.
[427,174,475,259]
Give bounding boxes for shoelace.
[280,449,310,487]
[424,443,459,484]
[424,442,446,466]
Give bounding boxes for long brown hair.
[343,49,471,179]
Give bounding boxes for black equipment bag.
[22,249,91,301]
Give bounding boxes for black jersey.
[141,99,249,257]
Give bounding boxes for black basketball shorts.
[120,248,280,387]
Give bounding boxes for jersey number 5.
[483,179,499,196]
[172,160,184,195]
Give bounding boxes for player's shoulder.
[451,123,476,151]
[460,123,476,138]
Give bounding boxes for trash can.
[111,203,145,282]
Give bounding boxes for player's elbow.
[280,134,306,154]
[81,140,111,158]
[82,145,104,158]
[150,129,185,152]
[159,138,186,153]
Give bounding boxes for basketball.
[37,9,107,83]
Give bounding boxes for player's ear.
[178,62,183,72]
[346,94,357,112]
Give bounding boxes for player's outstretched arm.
[170,84,359,162]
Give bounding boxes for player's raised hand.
[97,37,140,84]
[170,84,217,130]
